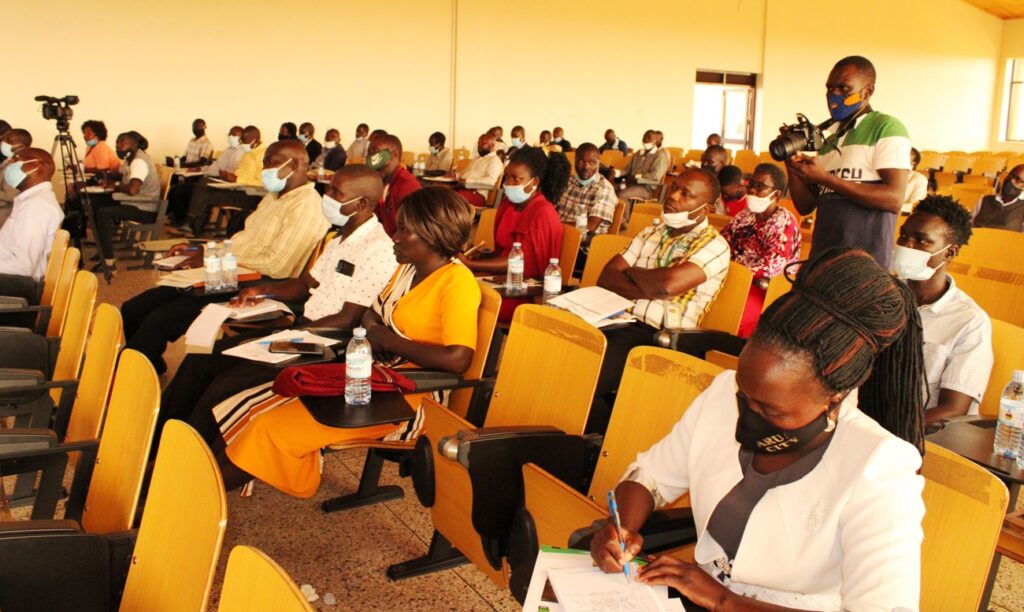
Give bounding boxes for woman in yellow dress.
[217,187,482,497]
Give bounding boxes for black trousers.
[156,328,279,453]
[0,273,41,328]
[167,181,196,224]
[94,201,154,259]
[186,183,261,235]
[587,323,661,434]
[121,282,262,373]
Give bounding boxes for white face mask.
[661,203,708,229]
[228,135,241,148]
[324,140,337,149]
[892,244,950,281]
[240,142,252,152]
[642,142,654,151]
[745,192,777,214]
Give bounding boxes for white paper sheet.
[548,567,668,612]
[546,286,634,325]
[221,329,342,364]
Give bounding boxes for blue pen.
[257,338,302,346]
[607,491,633,582]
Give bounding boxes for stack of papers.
[545,286,635,326]
[222,329,343,364]
[155,266,259,289]
[225,299,292,322]
[153,255,191,270]
[523,547,683,612]
[183,300,294,353]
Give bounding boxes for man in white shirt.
[155,164,398,443]
[454,133,503,207]
[893,195,993,429]
[0,128,34,211]
[426,131,453,174]
[903,148,929,213]
[347,123,370,160]
[0,148,63,327]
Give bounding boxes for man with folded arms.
[590,168,730,433]
[616,129,670,202]
[0,148,63,324]
[454,133,502,207]
[154,164,398,443]
[121,140,329,373]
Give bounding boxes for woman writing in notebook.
[591,248,926,610]
[215,187,482,497]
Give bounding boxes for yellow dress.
[226,262,480,498]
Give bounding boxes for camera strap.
[827,105,872,152]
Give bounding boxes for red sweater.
[376,165,421,235]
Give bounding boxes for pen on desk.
[607,491,632,582]
[463,241,486,257]
[257,338,302,346]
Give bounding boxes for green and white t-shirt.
[811,111,911,270]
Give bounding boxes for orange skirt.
[225,392,427,498]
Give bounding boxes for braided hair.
[509,146,571,204]
[753,248,926,453]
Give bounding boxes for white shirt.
[626,371,924,611]
[919,276,993,414]
[347,137,369,160]
[460,151,503,197]
[206,145,246,176]
[427,147,453,173]
[304,216,398,321]
[0,182,64,280]
[902,171,928,213]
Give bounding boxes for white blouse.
[626,370,924,611]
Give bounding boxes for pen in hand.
[607,491,633,582]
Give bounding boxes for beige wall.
[0,0,1008,166]
[991,18,1024,153]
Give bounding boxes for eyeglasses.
[746,180,776,194]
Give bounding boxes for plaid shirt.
[232,183,330,279]
[556,176,618,234]
[185,135,213,163]
[621,220,731,329]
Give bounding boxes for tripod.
[50,128,110,282]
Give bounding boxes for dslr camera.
[35,95,79,130]
[768,113,828,161]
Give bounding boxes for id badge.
[336,260,355,276]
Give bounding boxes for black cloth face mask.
[734,392,836,454]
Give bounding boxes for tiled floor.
[23,261,1024,610]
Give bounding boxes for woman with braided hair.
[590,247,926,611]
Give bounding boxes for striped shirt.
[231,182,330,279]
[621,220,731,329]
[185,135,213,164]
[556,175,618,234]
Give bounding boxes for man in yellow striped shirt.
[122,140,329,373]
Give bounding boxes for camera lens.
[768,133,808,162]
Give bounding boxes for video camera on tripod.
[35,95,79,132]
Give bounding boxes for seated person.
[973,163,1024,232]
[314,128,348,172]
[213,187,481,497]
[81,120,120,173]
[370,133,420,235]
[616,130,670,201]
[298,122,322,163]
[556,142,617,235]
[701,144,728,174]
[489,126,508,153]
[599,129,628,155]
[168,125,245,225]
[0,121,9,162]
[426,131,453,174]
[278,122,298,141]
[121,140,329,373]
[904,147,928,213]
[591,168,730,433]
[347,123,370,160]
[592,248,925,611]
[706,132,722,147]
[552,127,572,152]
[183,125,266,235]
[721,164,801,337]
[180,118,213,168]
[507,125,527,156]
[461,146,568,322]
[93,131,162,272]
[154,165,398,446]
[718,165,746,216]
[0,148,63,324]
[895,195,993,429]
[453,133,503,208]
[0,129,33,206]
[536,129,553,150]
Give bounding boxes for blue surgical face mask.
[261,161,294,193]
[4,160,37,189]
[228,135,240,147]
[0,142,13,158]
[504,179,536,204]
[299,134,310,144]
[827,90,865,121]
[86,138,99,147]
[575,171,598,186]
[511,137,523,147]
[321,195,361,227]
[429,145,439,155]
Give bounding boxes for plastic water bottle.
[345,327,373,406]
[575,212,588,238]
[994,370,1024,458]
[507,242,525,291]
[203,241,222,291]
[221,239,238,291]
[543,258,561,304]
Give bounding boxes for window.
[692,71,757,150]
[1005,58,1024,141]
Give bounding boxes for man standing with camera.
[784,55,910,269]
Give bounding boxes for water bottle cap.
[206,241,217,249]
[353,327,366,338]
[513,242,522,248]
[550,258,559,264]
[1014,370,1024,384]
